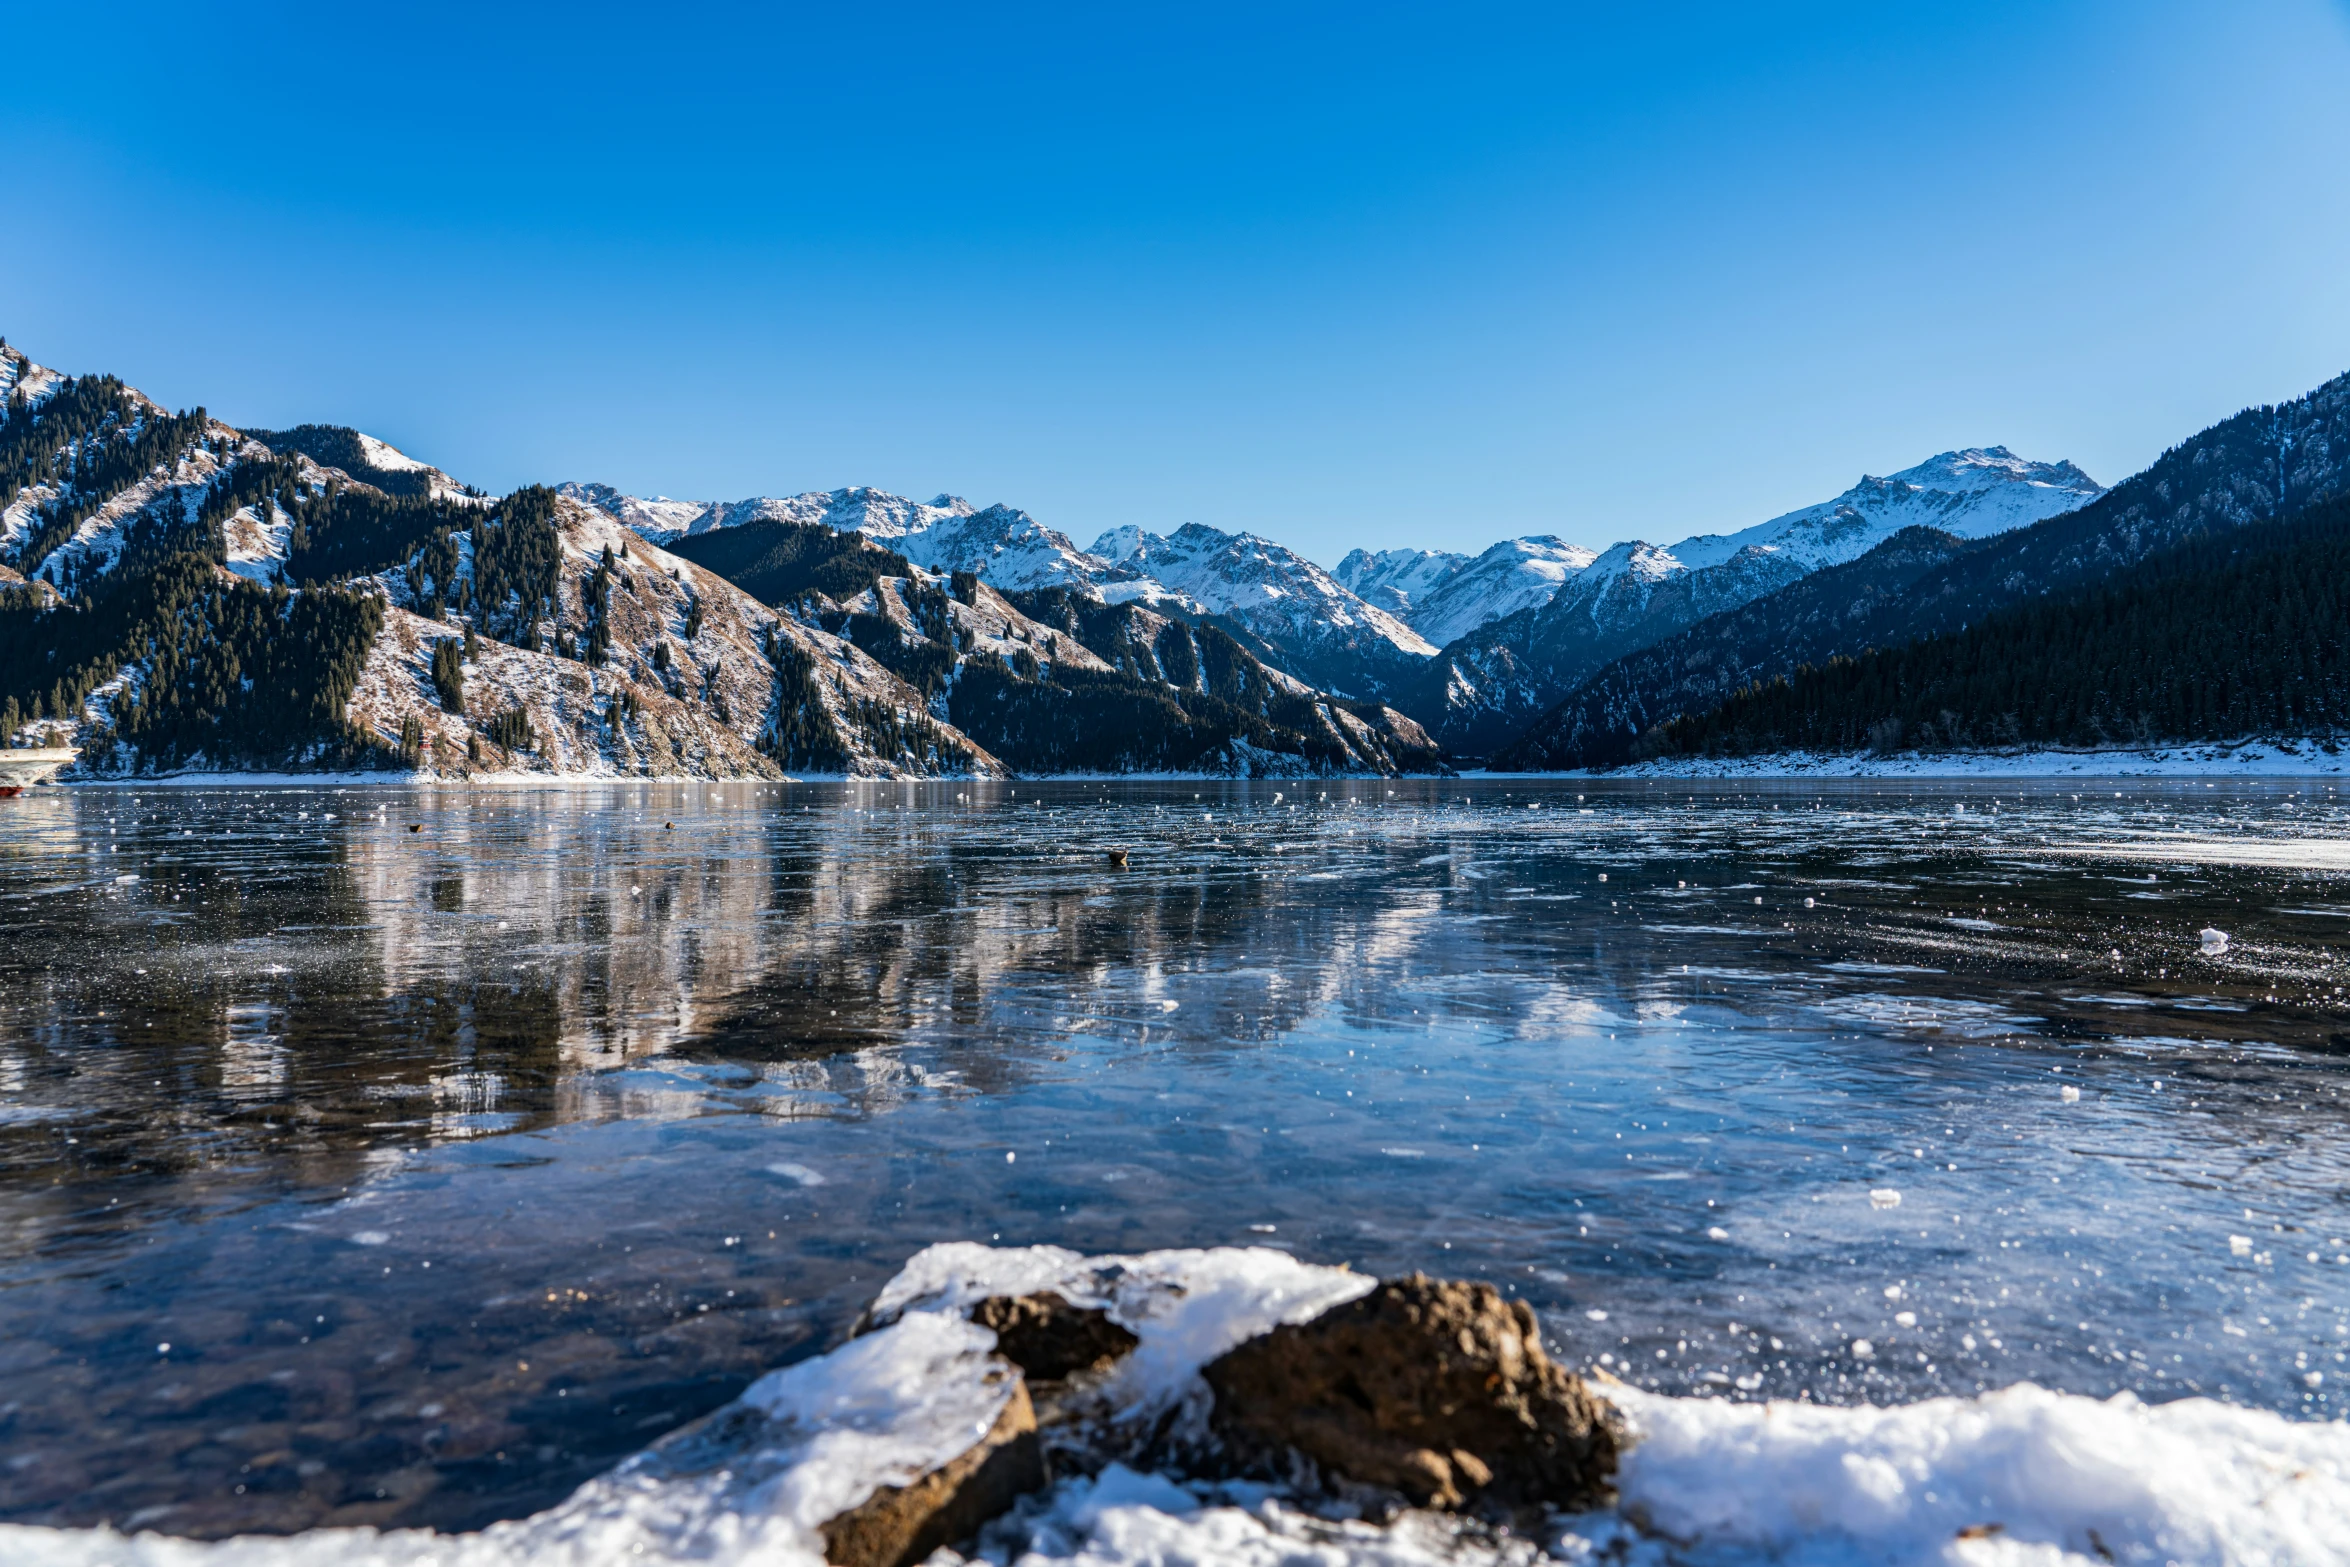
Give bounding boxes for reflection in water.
[3,777,2349,1538]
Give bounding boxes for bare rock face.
[970,1293,1141,1382]
[1201,1274,1618,1512]
[820,1379,1045,1567]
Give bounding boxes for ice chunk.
[2200,927,2230,956]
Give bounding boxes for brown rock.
[820,1378,1046,1567]
[1201,1274,1618,1512]
[969,1293,1140,1382]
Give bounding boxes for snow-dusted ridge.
[1665,446,2103,574]
[7,1243,2342,1566]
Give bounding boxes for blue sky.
[5,1,2349,565]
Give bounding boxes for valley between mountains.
[6,335,2349,781]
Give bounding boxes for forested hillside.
[1498,369,2350,770]
[1622,494,2350,761]
[1,339,1443,780]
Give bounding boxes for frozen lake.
[2,776,2347,1553]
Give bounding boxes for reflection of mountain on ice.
[13,1243,2343,1566]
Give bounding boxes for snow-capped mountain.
[1665,447,2103,573]
[0,340,1438,779]
[1394,448,2104,756]
[1333,546,1470,618]
[247,425,480,504]
[560,483,1176,603]
[1089,522,1437,696]
[1404,535,1598,646]
[566,484,1432,694]
[557,483,980,546]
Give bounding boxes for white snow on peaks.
[892,504,1161,598]
[353,432,430,474]
[1666,446,2102,573]
[557,483,979,547]
[1406,536,1598,646]
[1089,523,1438,659]
[1334,547,1472,618]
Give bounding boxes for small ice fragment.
[765,1162,826,1187]
[1869,1188,1902,1209]
[351,1231,389,1246]
[1851,1338,1875,1358]
[1805,897,1816,908]
[1586,1308,1609,1321]
[1381,1147,1426,1158]
[2308,1371,2326,1388]
[1883,1285,1903,1300]
[1005,1151,1016,1163]
[1706,1226,1729,1241]
[157,1343,170,1354]
[2060,1085,2081,1103]
[1894,1311,1917,1327]
[115,874,138,884]
[1247,1223,1277,1233]
[2200,928,2229,956]
[2229,1235,2253,1256]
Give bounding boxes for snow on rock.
[10,1245,2347,1567]
[1665,447,2103,574]
[1595,1378,2350,1567]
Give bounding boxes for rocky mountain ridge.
[1394,448,2105,754]
[1498,370,2350,769]
[0,345,1437,781]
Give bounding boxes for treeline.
[0,552,386,768]
[668,518,913,607]
[2,373,213,575]
[1638,493,2350,760]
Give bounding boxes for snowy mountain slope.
[568,483,1440,693]
[1332,546,1470,618]
[0,341,65,412]
[563,481,1192,605]
[1395,448,2101,755]
[557,483,980,546]
[1395,544,1804,755]
[1503,373,2350,771]
[1665,447,2102,573]
[891,503,1163,598]
[358,495,1002,779]
[247,425,481,504]
[1405,535,1597,646]
[1089,522,1437,696]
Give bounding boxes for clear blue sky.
[6,1,2349,565]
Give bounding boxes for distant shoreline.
[1499,739,2350,780]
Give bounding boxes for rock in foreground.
[1203,1273,1619,1511]
[970,1291,1142,1382]
[820,1378,1046,1567]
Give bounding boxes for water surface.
[4,776,2347,1538]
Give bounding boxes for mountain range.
[5,327,2342,780]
